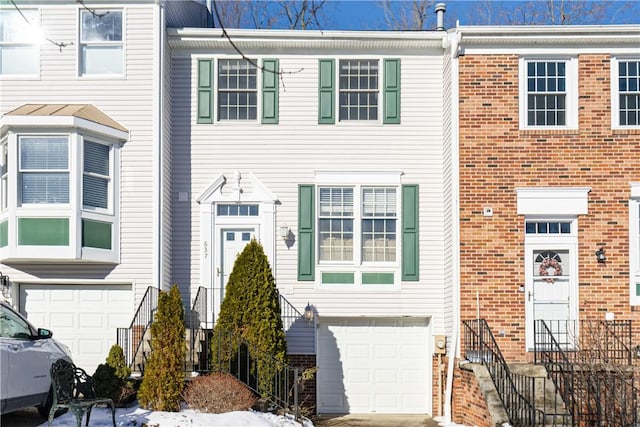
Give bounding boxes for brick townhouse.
[449,25,640,426]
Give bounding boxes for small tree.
[93,344,134,405]
[137,285,186,411]
[212,239,287,398]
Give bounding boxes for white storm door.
[526,247,576,349]
[214,229,254,321]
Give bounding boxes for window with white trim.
[19,136,69,204]
[615,59,640,127]
[338,59,379,121]
[218,59,257,120]
[83,140,111,210]
[520,58,577,129]
[0,9,38,75]
[79,9,123,75]
[318,186,396,264]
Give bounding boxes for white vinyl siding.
[0,9,38,76]
[0,3,158,301]
[175,50,449,328]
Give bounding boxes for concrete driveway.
[314,414,440,427]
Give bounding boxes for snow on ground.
[39,406,487,427]
[37,405,315,427]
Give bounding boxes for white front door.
[213,228,255,321]
[525,247,576,349]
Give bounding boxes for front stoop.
[460,362,572,427]
[459,361,510,426]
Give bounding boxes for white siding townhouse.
[0,0,208,372]
[168,26,457,414]
[1,0,458,416]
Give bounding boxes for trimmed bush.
[93,344,136,406]
[211,239,287,398]
[137,285,186,412]
[183,373,257,413]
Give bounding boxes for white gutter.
[152,2,165,289]
[444,26,461,424]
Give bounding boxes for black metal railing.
[116,286,159,372]
[277,290,304,332]
[535,319,639,427]
[463,319,543,426]
[210,328,301,419]
[187,286,211,373]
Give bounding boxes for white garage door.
[317,317,431,414]
[19,284,132,374]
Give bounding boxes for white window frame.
[611,57,640,129]
[519,57,578,130]
[81,138,113,214]
[314,171,402,288]
[628,182,640,305]
[78,8,124,77]
[0,138,7,212]
[0,8,39,77]
[18,135,70,206]
[337,58,380,122]
[217,58,259,121]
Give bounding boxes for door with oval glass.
[214,228,255,321]
[525,247,577,349]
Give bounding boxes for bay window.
[19,136,69,204]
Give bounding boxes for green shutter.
[384,59,401,124]
[402,185,419,281]
[318,59,335,124]
[298,184,315,281]
[262,59,279,124]
[197,59,214,124]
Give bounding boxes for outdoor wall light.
[303,303,314,323]
[595,248,607,263]
[280,225,290,241]
[635,344,640,359]
[0,272,10,298]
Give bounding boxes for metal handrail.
[535,319,639,426]
[210,328,301,419]
[277,290,304,332]
[187,286,211,373]
[463,319,542,426]
[116,286,159,370]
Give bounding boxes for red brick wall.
[288,354,316,415]
[458,53,640,362]
[452,363,493,427]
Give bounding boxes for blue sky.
[321,0,640,30]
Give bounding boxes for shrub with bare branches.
[183,373,257,414]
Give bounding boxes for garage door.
[19,284,132,374]
[317,317,431,414]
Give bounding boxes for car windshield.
[0,304,34,339]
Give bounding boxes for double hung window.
[338,60,379,121]
[80,9,123,75]
[83,141,110,210]
[318,186,396,264]
[218,59,258,120]
[520,58,577,129]
[0,9,38,75]
[616,60,640,127]
[19,136,69,204]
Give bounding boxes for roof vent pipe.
[435,3,446,30]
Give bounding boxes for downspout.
[444,25,461,424]
[152,2,165,289]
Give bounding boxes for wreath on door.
[538,255,563,283]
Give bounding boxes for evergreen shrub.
[137,284,186,411]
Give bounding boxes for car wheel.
[36,386,67,419]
